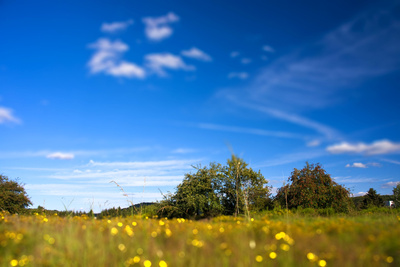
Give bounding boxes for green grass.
[1,211,399,266]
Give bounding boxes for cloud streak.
[0,106,21,124]
[196,122,305,139]
[217,2,400,140]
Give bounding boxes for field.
[1,211,399,267]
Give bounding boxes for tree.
[275,162,351,212]
[361,188,384,209]
[0,174,32,213]
[172,163,225,218]
[393,183,400,208]
[220,155,271,216]
[159,156,272,218]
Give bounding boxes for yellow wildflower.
[318,260,327,267]
[118,243,126,252]
[255,255,263,262]
[111,227,118,235]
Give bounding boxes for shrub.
[0,174,32,213]
[275,162,352,213]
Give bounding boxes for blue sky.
[1,0,400,212]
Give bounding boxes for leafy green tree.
[158,156,272,218]
[0,174,32,213]
[172,163,225,218]
[221,155,271,216]
[393,183,400,208]
[362,188,384,209]
[275,162,351,212]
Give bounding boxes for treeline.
[153,157,400,219]
[1,157,400,218]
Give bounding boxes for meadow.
[1,210,399,267]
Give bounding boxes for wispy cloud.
[142,12,179,41]
[381,158,400,165]
[230,51,239,58]
[345,162,382,168]
[334,176,378,184]
[241,58,252,64]
[0,106,21,124]
[233,101,341,140]
[257,150,325,168]
[0,147,151,159]
[172,148,197,154]
[327,140,400,155]
[218,2,400,139]
[87,38,145,78]
[88,159,197,169]
[196,122,305,140]
[306,140,321,147]
[262,45,275,53]
[228,72,248,80]
[145,53,195,76]
[181,47,212,62]
[381,181,400,188]
[101,19,133,33]
[46,152,75,160]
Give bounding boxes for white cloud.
[353,192,367,197]
[142,12,179,41]
[145,53,195,76]
[230,51,239,58]
[106,61,145,78]
[101,19,133,33]
[241,58,252,64]
[181,47,212,61]
[262,45,275,53]
[327,140,400,155]
[346,162,367,168]
[346,162,382,168]
[0,106,21,124]
[228,72,249,80]
[381,181,400,188]
[46,152,75,160]
[88,38,145,78]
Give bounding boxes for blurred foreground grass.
[1,211,399,266]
